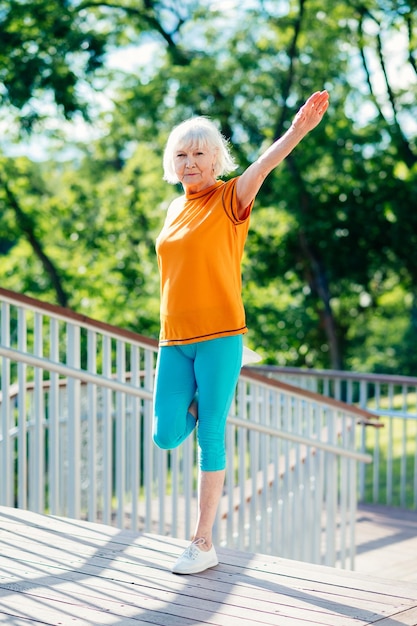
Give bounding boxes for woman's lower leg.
[193,468,226,550]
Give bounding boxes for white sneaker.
[171,538,218,575]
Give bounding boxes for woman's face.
[173,143,217,193]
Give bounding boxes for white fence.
[258,365,417,509]
[0,288,376,569]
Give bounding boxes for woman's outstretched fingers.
[309,90,329,115]
[292,90,329,133]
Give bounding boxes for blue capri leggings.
[153,335,243,471]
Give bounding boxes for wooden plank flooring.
[1,506,417,626]
[354,504,417,583]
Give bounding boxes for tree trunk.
[1,172,69,307]
[298,229,343,370]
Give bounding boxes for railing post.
[0,302,12,507]
[116,339,126,528]
[87,329,98,522]
[67,322,81,519]
[348,452,357,570]
[129,344,140,532]
[143,347,155,534]
[49,317,60,515]
[17,307,27,510]
[102,334,112,525]
[30,312,45,513]
[249,383,259,552]
[358,380,369,502]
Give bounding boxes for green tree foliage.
[0,0,416,372]
[0,0,108,125]
[0,144,167,334]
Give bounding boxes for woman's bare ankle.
[191,536,212,551]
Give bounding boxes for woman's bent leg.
[195,336,242,472]
[153,346,197,450]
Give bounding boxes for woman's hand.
[291,90,329,135]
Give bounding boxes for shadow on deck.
[1,505,417,626]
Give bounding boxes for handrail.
[227,415,372,462]
[0,345,153,399]
[240,369,379,425]
[255,364,417,386]
[0,287,158,348]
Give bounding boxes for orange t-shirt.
[156,177,253,346]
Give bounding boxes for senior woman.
[153,90,329,574]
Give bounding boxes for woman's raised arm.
[236,90,329,219]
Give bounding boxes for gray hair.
[162,116,237,184]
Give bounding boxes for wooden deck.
[1,506,417,626]
[354,504,417,584]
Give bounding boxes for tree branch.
[273,0,306,139]
[374,25,416,167]
[357,12,385,121]
[357,9,416,167]
[298,228,342,369]
[77,0,190,65]
[405,12,417,77]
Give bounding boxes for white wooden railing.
[257,365,417,509]
[0,288,377,569]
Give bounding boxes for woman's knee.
[153,408,196,450]
[153,429,175,450]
